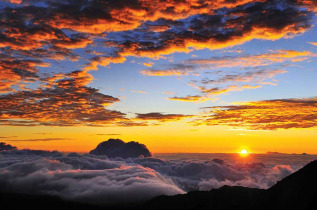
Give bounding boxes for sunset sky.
[0,0,316,154]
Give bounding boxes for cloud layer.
[0,145,301,205]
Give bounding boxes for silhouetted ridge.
[89,139,151,158]
[263,160,317,210]
[145,186,264,210]
[144,160,317,210]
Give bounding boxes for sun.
[239,149,249,156]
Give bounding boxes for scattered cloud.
[0,0,316,125]
[141,49,316,101]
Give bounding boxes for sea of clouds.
[0,148,296,205]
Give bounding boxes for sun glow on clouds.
[0,144,300,205]
[0,0,316,153]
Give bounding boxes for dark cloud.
[193,97,317,130]
[0,149,62,157]
[109,0,316,62]
[33,133,53,135]
[135,112,193,121]
[0,136,18,138]
[93,134,121,136]
[6,138,74,142]
[89,139,152,158]
[1,0,315,71]
[0,142,17,151]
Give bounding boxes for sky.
[0,0,316,154]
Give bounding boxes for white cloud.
[0,150,295,205]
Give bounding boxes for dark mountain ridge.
[1,160,317,210]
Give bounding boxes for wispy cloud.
[135,112,194,122]
[6,138,74,142]
[157,50,312,102]
[0,136,18,139]
[132,90,148,94]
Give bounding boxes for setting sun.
[240,149,249,156]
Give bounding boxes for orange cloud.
[47,0,262,34]
[0,56,50,93]
[200,85,262,96]
[194,97,317,130]
[9,0,22,3]
[0,71,127,126]
[53,36,93,49]
[309,42,317,46]
[84,56,126,71]
[143,62,154,67]
[132,90,148,94]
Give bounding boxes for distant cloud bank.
[0,140,297,205]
